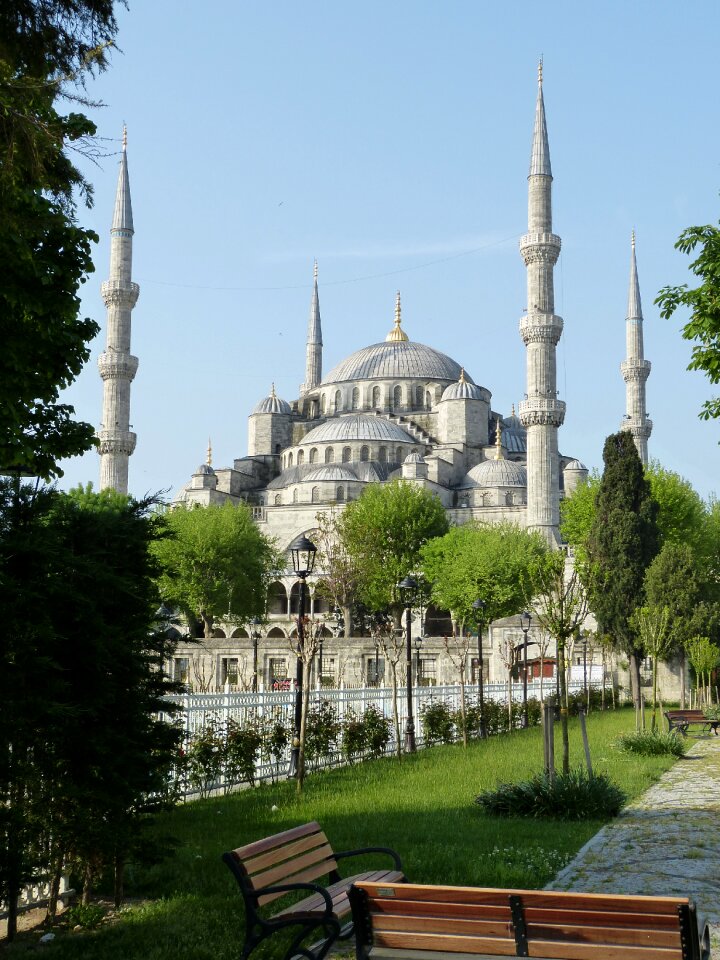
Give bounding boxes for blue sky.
[59,1,720,502]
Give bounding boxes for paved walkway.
[547,732,720,952]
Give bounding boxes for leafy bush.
[258,713,291,781]
[66,903,106,929]
[705,705,720,721]
[304,700,340,768]
[186,716,223,796]
[341,704,392,760]
[475,768,626,820]
[616,729,686,757]
[341,709,366,762]
[224,718,262,788]
[420,699,456,744]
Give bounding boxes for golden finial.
[494,417,504,460]
[386,290,409,342]
[631,229,636,250]
[313,259,318,281]
[538,57,543,85]
[122,124,127,151]
[270,382,277,398]
[459,367,466,384]
[206,437,212,467]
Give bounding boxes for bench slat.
[233,821,323,860]
[276,870,405,919]
[244,831,334,876]
[368,943,682,960]
[253,843,336,892]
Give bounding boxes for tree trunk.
[47,854,66,920]
[558,638,570,775]
[680,648,687,709]
[296,658,312,793]
[114,856,125,909]
[342,604,352,641]
[201,610,213,640]
[82,861,94,906]
[390,662,401,759]
[629,651,642,729]
[651,657,658,732]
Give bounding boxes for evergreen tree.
[587,432,659,711]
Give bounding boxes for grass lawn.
[7,707,677,960]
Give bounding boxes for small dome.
[253,385,291,415]
[301,413,416,445]
[303,465,357,483]
[441,372,484,402]
[461,459,527,489]
[564,459,588,471]
[194,463,215,475]
[404,452,425,464]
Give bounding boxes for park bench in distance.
[222,821,406,960]
[665,709,720,737]
[349,881,711,960]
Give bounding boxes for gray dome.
[564,460,588,471]
[461,458,527,489]
[253,391,291,415]
[301,414,416,445]
[322,340,471,385]
[303,465,357,483]
[194,463,215,475]
[441,379,484,401]
[404,452,425,464]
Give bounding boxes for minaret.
[98,127,139,494]
[301,260,322,394]
[518,62,565,545]
[620,232,652,466]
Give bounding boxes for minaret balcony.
[97,429,137,456]
[98,351,139,381]
[519,232,561,265]
[519,397,566,428]
[519,313,563,345]
[620,359,651,381]
[101,279,140,309]
[621,417,653,440]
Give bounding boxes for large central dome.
[322,340,471,385]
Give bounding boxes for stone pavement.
[547,732,720,952]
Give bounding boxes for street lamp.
[414,635,423,687]
[520,611,532,729]
[250,617,262,692]
[288,534,317,778]
[398,574,418,753]
[472,598,487,738]
[582,631,588,701]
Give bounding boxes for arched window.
[505,491,513,506]
[309,447,318,464]
[342,446,351,463]
[372,385,381,408]
[311,486,320,503]
[274,494,281,505]
[288,452,294,467]
[297,449,305,465]
[351,386,360,410]
[393,385,402,408]
[415,385,423,407]
[292,489,298,503]
[360,446,369,462]
[320,395,326,414]
[396,446,403,463]
[425,390,432,409]
[275,443,281,454]
[267,580,288,616]
[336,486,345,502]
[325,446,335,463]
[378,447,387,463]
[334,390,342,412]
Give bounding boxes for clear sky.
[58,0,720,502]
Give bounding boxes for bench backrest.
[350,881,708,960]
[224,822,338,907]
[666,710,706,719]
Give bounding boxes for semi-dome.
[303,465,357,483]
[564,459,588,471]
[404,452,425,464]
[322,340,471,386]
[441,373,485,402]
[253,385,291,415]
[461,459,527,489]
[300,413,416,445]
[194,463,215,475]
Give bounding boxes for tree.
[656,220,720,421]
[559,471,600,570]
[629,606,671,730]
[152,502,280,638]
[528,551,588,773]
[645,462,708,557]
[685,635,720,707]
[313,507,361,639]
[0,1,120,479]
[586,432,659,715]
[340,480,449,614]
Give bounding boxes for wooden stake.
[578,708,593,777]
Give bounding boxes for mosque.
[96,69,655,693]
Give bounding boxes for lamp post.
[398,575,418,753]
[288,535,317,779]
[414,635,423,687]
[582,632,588,701]
[472,598,487,738]
[520,611,532,729]
[250,617,262,692]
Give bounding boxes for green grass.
[7,707,678,960]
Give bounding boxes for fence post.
[578,707,593,777]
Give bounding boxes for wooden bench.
[349,881,711,960]
[665,710,719,737]
[222,822,406,960]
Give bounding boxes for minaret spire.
[519,65,565,545]
[301,259,323,395]
[98,129,140,494]
[620,231,652,465]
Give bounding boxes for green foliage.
[340,480,449,612]
[65,903,106,930]
[420,521,548,628]
[645,462,709,553]
[341,705,392,761]
[420,700,456,744]
[475,769,626,820]
[304,701,341,769]
[559,472,600,568]
[656,220,720,421]
[616,730,686,757]
[224,720,262,789]
[152,502,280,638]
